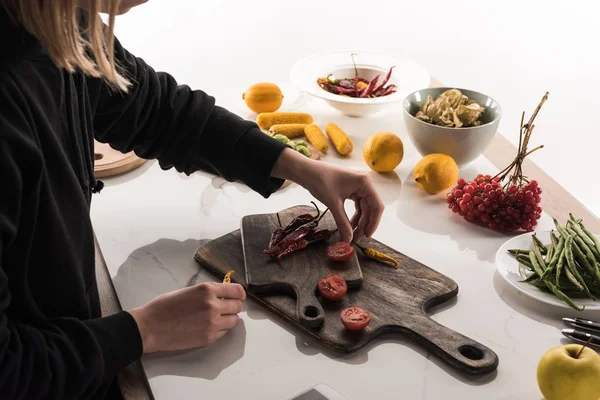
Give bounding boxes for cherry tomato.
[326,241,355,261]
[340,306,371,331]
[317,274,348,301]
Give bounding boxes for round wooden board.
[94,140,147,179]
[280,146,321,190]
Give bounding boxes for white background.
[92,2,600,399]
[110,0,600,217]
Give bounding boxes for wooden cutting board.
[94,140,147,178]
[240,205,363,328]
[195,230,499,376]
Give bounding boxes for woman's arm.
[90,36,287,198]
[0,106,142,398]
[271,148,384,243]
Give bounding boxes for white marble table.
[91,88,600,399]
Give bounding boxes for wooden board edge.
[429,77,600,232]
[94,234,155,400]
[94,152,147,179]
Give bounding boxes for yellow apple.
[537,344,600,400]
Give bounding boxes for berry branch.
[494,92,549,188]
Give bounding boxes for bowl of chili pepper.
[290,50,430,117]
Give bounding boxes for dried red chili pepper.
[276,229,338,261]
[371,66,395,95]
[276,240,309,260]
[264,221,318,256]
[361,75,380,98]
[281,202,321,234]
[353,75,359,97]
[264,209,329,256]
[269,228,286,249]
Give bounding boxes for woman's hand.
[271,148,384,243]
[129,282,246,354]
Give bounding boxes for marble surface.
[91,88,600,399]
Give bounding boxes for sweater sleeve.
[0,89,142,399]
[91,36,287,198]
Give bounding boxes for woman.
[0,0,384,399]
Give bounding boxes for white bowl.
[496,230,600,311]
[290,50,430,117]
[403,87,502,166]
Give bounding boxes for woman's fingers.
[216,315,240,331]
[329,200,354,243]
[350,195,362,229]
[219,299,243,315]
[212,283,246,301]
[364,194,384,238]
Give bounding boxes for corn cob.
[256,112,313,130]
[304,124,329,154]
[268,124,308,139]
[325,123,353,156]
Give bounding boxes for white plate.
[496,230,600,311]
[290,50,429,117]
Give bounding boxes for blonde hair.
[4,0,130,92]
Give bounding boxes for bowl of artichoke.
[403,88,502,166]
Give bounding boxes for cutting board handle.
[295,287,325,329]
[407,315,499,375]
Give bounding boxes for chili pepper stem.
[316,208,329,223]
[350,53,359,78]
[310,201,321,220]
[276,213,282,228]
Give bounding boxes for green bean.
[546,242,555,265]
[508,249,530,256]
[533,239,548,271]
[564,267,585,292]
[572,242,598,282]
[528,264,585,311]
[577,222,600,263]
[555,246,566,286]
[579,222,600,252]
[516,255,535,271]
[540,236,565,281]
[568,219,600,259]
[529,251,546,277]
[565,236,595,299]
[554,218,570,239]
[520,272,539,283]
[546,282,585,311]
[572,233,597,263]
[550,231,559,246]
[572,237,600,281]
[532,234,548,255]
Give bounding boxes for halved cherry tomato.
[340,306,371,331]
[326,241,354,261]
[317,274,348,301]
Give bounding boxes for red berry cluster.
[446,174,542,232]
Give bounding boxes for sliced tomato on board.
[317,274,348,301]
[340,306,371,331]
[326,241,354,261]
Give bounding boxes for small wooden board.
[240,205,363,328]
[94,140,147,179]
[195,230,499,376]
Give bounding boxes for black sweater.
[0,10,286,400]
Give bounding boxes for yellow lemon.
[242,83,284,114]
[362,132,404,172]
[414,154,459,194]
